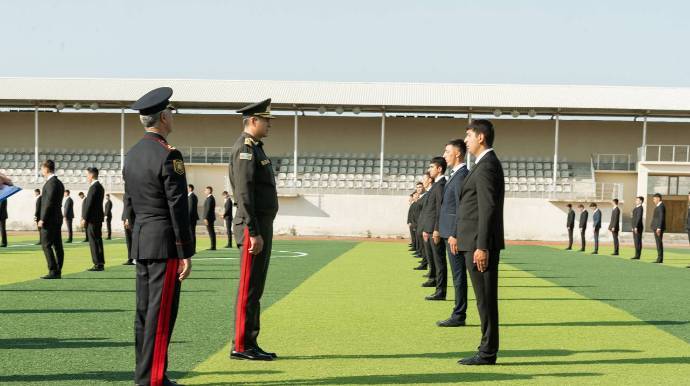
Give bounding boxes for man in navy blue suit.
[437,139,470,326]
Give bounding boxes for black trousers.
[190,222,196,251]
[206,221,216,249]
[409,226,416,250]
[106,217,112,239]
[135,259,182,386]
[41,225,64,275]
[87,222,105,266]
[233,215,274,352]
[611,230,619,253]
[567,227,573,249]
[445,239,467,321]
[423,238,436,281]
[464,249,500,359]
[593,228,600,252]
[687,231,690,246]
[579,228,586,250]
[65,218,73,242]
[225,217,233,248]
[655,231,664,262]
[430,237,447,296]
[125,226,133,262]
[0,219,7,247]
[633,230,643,258]
[415,228,424,260]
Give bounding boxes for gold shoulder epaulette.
[244,138,256,146]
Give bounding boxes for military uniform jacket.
[566,209,575,228]
[632,206,644,232]
[228,132,278,236]
[609,207,620,231]
[63,197,74,220]
[82,181,105,223]
[123,132,194,260]
[40,177,65,229]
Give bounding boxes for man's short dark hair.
[188,184,194,191]
[106,194,110,198]
[430,156,447,174]
[578,204,584,209]
[653,193,662,199]
[566,203,572,208]
[612,198,619,205]
[86,167,99,178]
[416,182,423,186]
[78,192,84,197]
[466,119,495,147]
[34,188,40,194]
[65,190,70,195]
[41,160,55,172]
[637,196,644,202]
[447,139,467,158]
[206,186,213,193]
[222,191,228,196]
[589,203,597,208]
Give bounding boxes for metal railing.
[592,154,635,171]
[639,145,690,163]
[180,147,233,164]
[506,182,623,201]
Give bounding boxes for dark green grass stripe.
[502,245,690,344]
[0,239,357,385]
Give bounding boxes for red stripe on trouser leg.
[234,227,253,352]
[150,259,179,386]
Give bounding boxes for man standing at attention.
[222,190,233,248]
[203,186,216,251]
[609,199,621,256]
[63,190,74,243]
[38,160,65,279]
[578,204,588,252]
[651,193,666,264]
[82,167,106,271]
[456,119,504,366]
[565,204,575,250]
[631,196,644,260]
[229,98,279,361]
[188,184,199,251]
[590,203,601,255]
[104,193,113,240]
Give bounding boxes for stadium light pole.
[379,110,386,185]
[34,106,39,179]
[553,113,560,192]
[293,109,299,186]
[120,108,125,172]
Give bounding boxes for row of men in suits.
[566,194,671,264]
[186,184,234,251]
[406,119,505,365]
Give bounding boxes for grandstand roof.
[1,77,690,117]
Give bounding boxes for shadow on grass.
[504,320,689,327]
[0,337,132,350]
[0,308,127,314]
[0,370,282,383]
[279,348,642,360]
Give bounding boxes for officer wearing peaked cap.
[124,87,193,386]
[228,98,279,361]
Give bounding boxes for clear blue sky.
[1,0,688,86]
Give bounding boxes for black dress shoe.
[256,346,278,359]
[224,245,232,248]
[122,261,135,265]
[564,247,572,250]
[422,273,430,278]
[41,274,61,279]
[413,265,427,270]
[421,280,436,287]
[458,353,496,365]
[230,348,274,361]
[591,251,598,255]
[578,249,585,252]
[653,260,663,264]
[206,248,216,251]
[425,294,446,301]
[612,252,619,256]
[65,240,72,243]
[630,257,640,260]
[0,244,6,248]
[87,265,104,271]
[437,318,466,327]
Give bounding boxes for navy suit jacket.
[592,209,602,230]
[439,165,469,239]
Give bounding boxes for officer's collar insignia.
[244,137,255,146]
[173,159,185,175]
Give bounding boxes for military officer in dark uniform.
[222,190,233,248]
[122,192,135,265]
[124,87,193,386]
[228,98,279,361]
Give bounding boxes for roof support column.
[120,108,125,172]
[379,111,386,185]
[641,115,648,161]
[34,106,39,180]
[553,113,560,192]
[293,110,299,186]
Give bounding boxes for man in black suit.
[686,193,690,268]
[414,174,432,270]
[631,196,644,260]
[222,191,234,248]
[419,157,446,294]
[122,192,135,265]
[0,196,8,247]
[104,193,113,240]
[78,191,88,243]
[578,204,588,252]
[565,204,575,250]
[34,189,41,245]
[38,160,65,279]
[651,193,666,263]
[63,190,74,243]
[456,119,504,366]
[410,183,425,259]
[438,139,469,326]
[203,186,216,250]
[590,203,601,254]
[82,167,106,271]
[609,199,621,255]
[406,193,417,252]
[188,184,199,251]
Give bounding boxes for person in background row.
[222,190,233,248]
[414,173,432,271]
[686,192,690,268]
[78,191,88,243]
[104,193,113,240]
[63,190,74,243]
[188,184,199,251]
[419,157,447,298]
[608,198,620,256]
[34,188,42,245]
[410,182,425,260]
[203,186,216,251]
[406,193,417,253]
[82,167,105,271]
[122,192,135,266]
[565,203,575,250]
[630,196,644,260]
[0,196,7,247]
[651,193,665,264]
[38,160,65,279]
[590,203,601,255]
[578,204,588,252]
